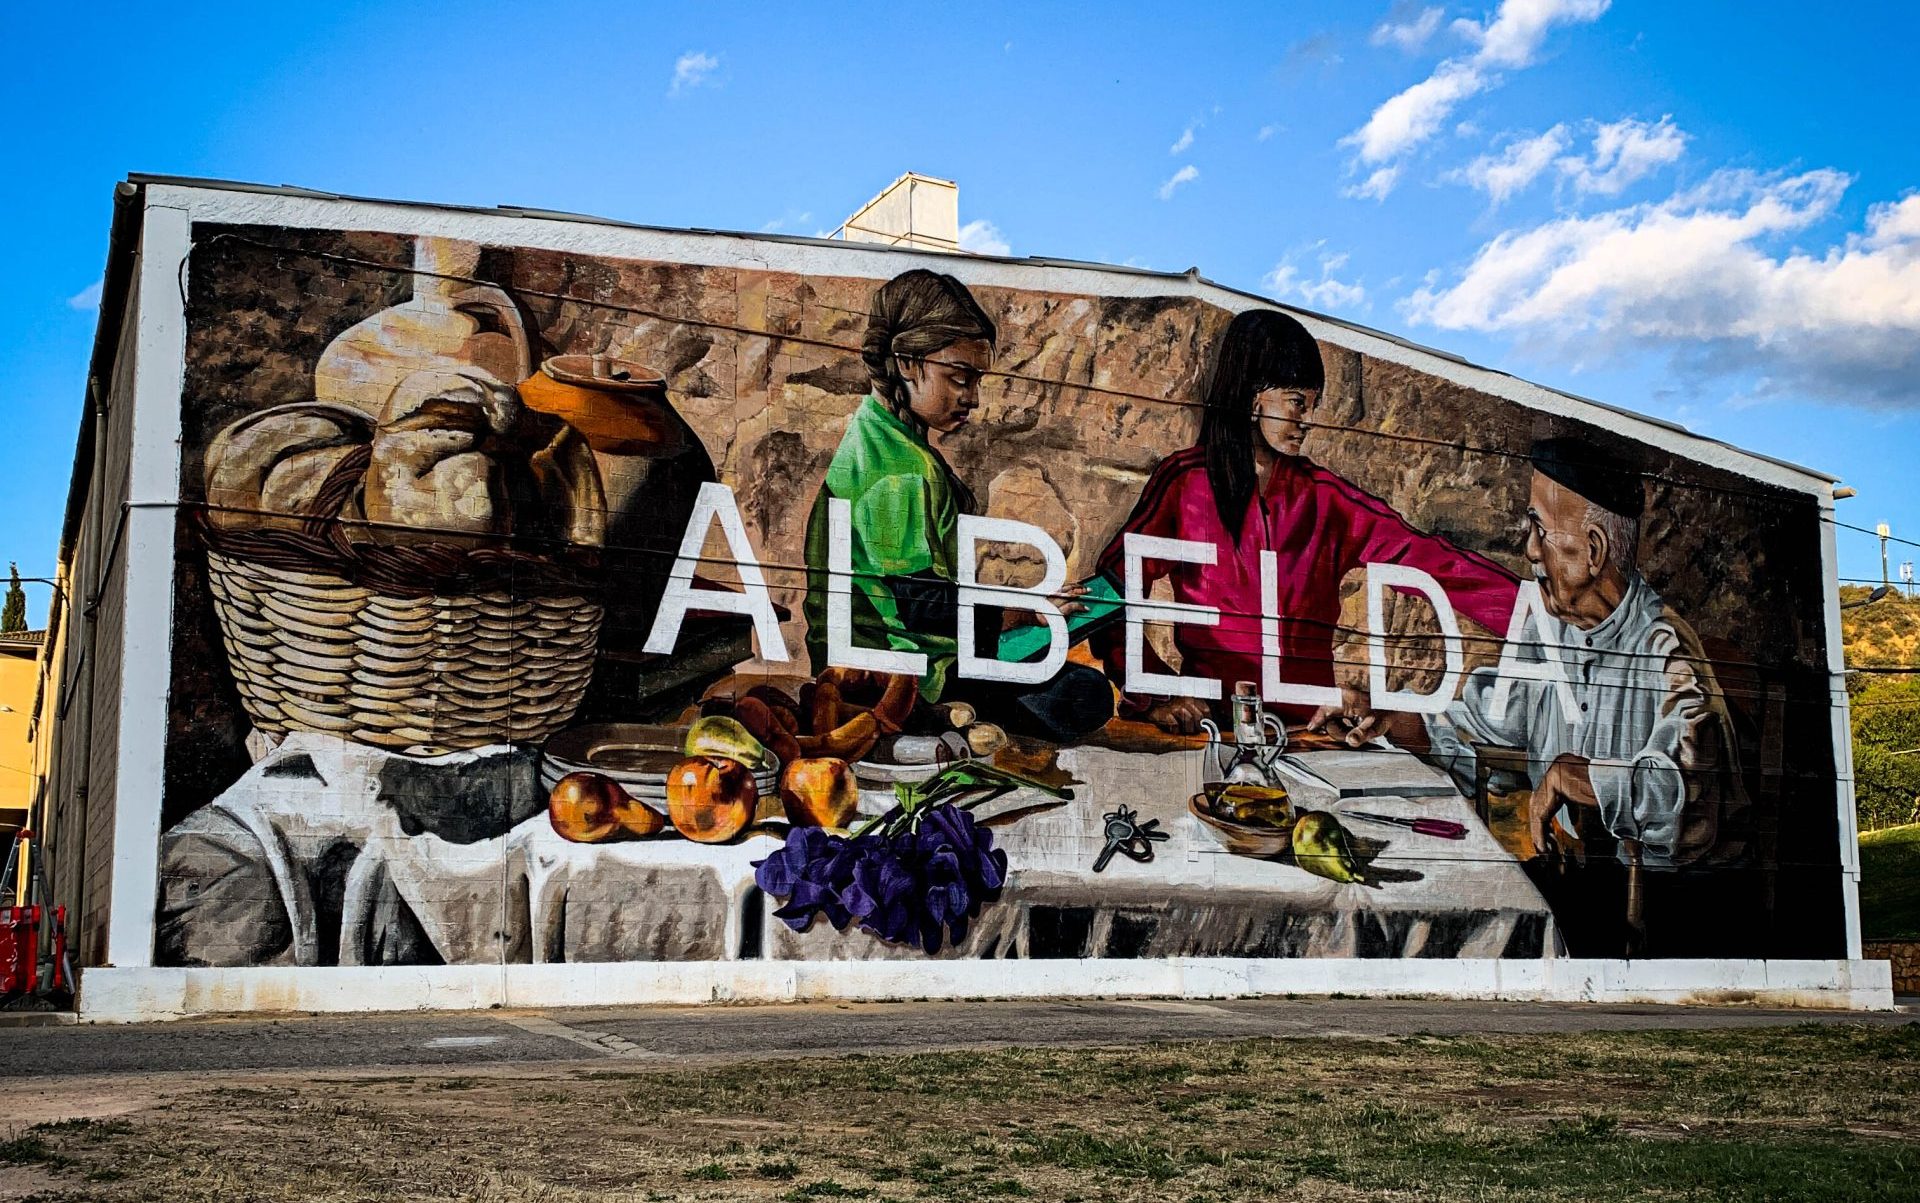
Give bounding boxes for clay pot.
[518,355,683,457]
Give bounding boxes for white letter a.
[642,482,790,661]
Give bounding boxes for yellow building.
[0,632,42,822]
[0,630,44,897]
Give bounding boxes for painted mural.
[154,225,1846,969]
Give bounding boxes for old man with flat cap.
[1356,437,1753,955]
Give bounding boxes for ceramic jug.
[314,237,532,416]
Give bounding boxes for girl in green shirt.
[802,270,1113,743]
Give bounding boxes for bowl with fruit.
[540,719,780,801]
[697,670,1012,789]
[545,714,879,845]
[1187,781,1296,859]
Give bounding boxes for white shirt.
[1424,574,1748,870]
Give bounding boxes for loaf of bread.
[205,403,373,533]
[203,367,604,551]
[363,367,521,544]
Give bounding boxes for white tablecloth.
[766,746,1558,960]
[159,734,1557,966]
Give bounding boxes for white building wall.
[57,179,1883,1016]
[50,253,141,967]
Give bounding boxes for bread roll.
[363,367,523,545]
[205,364,606,555]
[527,424,607,549]
[204,403,374,532]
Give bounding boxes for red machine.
[0,830,71,1002]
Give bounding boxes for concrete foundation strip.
[495,1013,659,1059]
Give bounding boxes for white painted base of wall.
[77,958,1894,1023]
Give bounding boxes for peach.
[780,757,860,829]
[615,793,666,838]
[665,756,758,844]
[548,772,623,843]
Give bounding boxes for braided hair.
[861,269,998,417]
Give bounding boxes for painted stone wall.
[153,224,1844,971]
[1863,941,1920,994]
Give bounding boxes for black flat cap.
[1529,436,1645,519]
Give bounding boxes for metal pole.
[1879,523,1893,591]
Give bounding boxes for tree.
[1852,677,1920,830]
[0,564,23,634]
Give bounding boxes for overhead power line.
[198,233,1851,516]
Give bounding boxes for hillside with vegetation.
[1844,584,1920,674]
[1843,585,1920,833]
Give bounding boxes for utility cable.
[195,233,1857,517]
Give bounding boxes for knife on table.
[1342,811,1469,840]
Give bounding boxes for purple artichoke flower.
[751,802,1009,954]
[842,842,919,945]
[755,826,866,931]
[909,805,1007,951]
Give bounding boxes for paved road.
[2,997,1911,1080]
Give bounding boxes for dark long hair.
[1197,309,1326,539]
[861,269,998,415]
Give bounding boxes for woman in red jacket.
[1096,309,1520,733]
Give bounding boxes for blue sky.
[4,0,1918,621]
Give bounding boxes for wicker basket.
[200,445,604,757]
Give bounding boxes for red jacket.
[1096,448,1520,717]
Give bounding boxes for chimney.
[834,173,960,253]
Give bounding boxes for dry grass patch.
[4,1024,1918,1201]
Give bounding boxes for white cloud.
[1170,125,1196,155]
[1455,0,1611,68]
[1344,165,1402,202]
[1452,116,1686,205]
[67,281,103,311]
[1158,164,1200,201]
[1342,0,1610,193]
[958,219,1011,257]
[669,51,718,96]
[1266,246,1368,311]
[1347,59,1487,168]
[1558,115,1687,195]
[1371,4,1445,52]
[1257,123,1281,142]
[1403,169,1920,407]
[759,211,813,234]
[1453,125,1571,204]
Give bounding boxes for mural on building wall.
[154,225,1845,970]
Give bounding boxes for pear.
[685,714,771,771]
[1291,811,1367,884]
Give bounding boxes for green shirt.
[804,395,963,700]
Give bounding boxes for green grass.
[1860,822,1920,939]
[782,1182,873,1200]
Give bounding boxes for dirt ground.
[1,1024,1916,1202]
